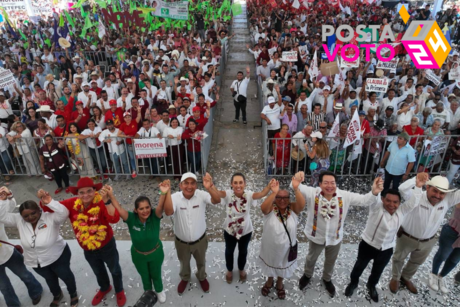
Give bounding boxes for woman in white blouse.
[7,122,41,176]
[0,190,79,307]
[258,178,305,300]
[163,118,184,180]
[214,174,273,284]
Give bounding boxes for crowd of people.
[0,0,233,188]
[245,0,460,186]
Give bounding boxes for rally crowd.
[0,0,233,190]
[243,0,460,187]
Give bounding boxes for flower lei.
[311,192,344,239]
[273,205,291,223]
[67,134,81,155]
[319,192,338,220]
[226,192,247,239]
[72,192,107,250]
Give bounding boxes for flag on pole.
[98,21,106,39]
[343,110,361,148]
[308,51,319,80]
[328,113,341,149]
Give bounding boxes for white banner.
[424,136,449,156]
[150,0,189,20]
[281,51,298,62]
[308,51,319,80]
[134,138,167,158]
[340,57,360,68]
[344,110,361,148]
[328,113,341,149]
[426,69,442,86]
[376,58,399,73]
[449,62,460,80]
[0,68,16,89]
[365,78,389,93]
[1,0,53,20]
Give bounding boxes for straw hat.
[58,38,71,49]
[291,149,305,161]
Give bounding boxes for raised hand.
[202,172,214,189]
[37,189,52,204]
[416,172,429,188]
[372,177,384,196]
[270,179,280,194]
[159,179,171,194]
[0,187,10,200]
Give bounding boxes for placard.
[376,58,399,73]
[424,136,449,156]
[365,78,389,93]
[281,51,298,62]
[134,138,167,158]
[320,61,340,76]
[150,0,189,20]
[449,62,460,80]
[0,68,16,89]
[340,57,360,68]
[426,69,442,86]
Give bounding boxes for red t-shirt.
[196,101,216,115]
[119,121,138,145]
[71,108,91,131]
[90,87,102,98]
[53,124,68,138]
[40,197,120,251]
[403,125,425,147]
[39,98,55,111]
[104,108,125,128]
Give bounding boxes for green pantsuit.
[125,211,164,292]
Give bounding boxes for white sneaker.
[438,276,449,294]
[429,273,439,291]
[156,291,166,304]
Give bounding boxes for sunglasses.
[319,126,327,129]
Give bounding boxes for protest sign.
[423,136,449,157]
[376,58,399,73]
[365,78,389,93]
[281,51,298,62]
[309,51,319,80]
[134,138,167,158]
[449,62,460,80]
[151,0,189,20]
[426,70,442,86]
[320,61,340,76]
[0,68,16,89]
[344,110,360,148]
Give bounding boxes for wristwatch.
[105,199,112,205]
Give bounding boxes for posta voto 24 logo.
[321,5,451,69]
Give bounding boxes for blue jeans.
[0,249,43,307]
[33,244,77,297]
[89,147,107,171]
[84,237,124,293]
[187,150,201,173]
[224,231,252,271]
[112,151,129,174]
[0,149,13,174]
[432,224,460,277]
[143,158,159,175]
[126,144,136,173]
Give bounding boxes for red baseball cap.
[109,99,117,106]
[192,106,200,112]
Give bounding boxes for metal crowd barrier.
[263,134,459,181]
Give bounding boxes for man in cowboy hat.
[390,175,460,294]
[38,179,127,306]
[37,105,58,129]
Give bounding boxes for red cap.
[192,106,200,112]
[109,99,117,106]
[75,100,83,105]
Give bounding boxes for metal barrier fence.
[264,134,460,182]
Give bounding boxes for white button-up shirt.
[296,185,379,246]
[77,91,97,108]
[0,198,15,266]
[0,199,67,268]
[99,128,125,155]
[163,127,183,146]
[399,177,460,239]
[171,190,213,242]
[362,187,422,251]
[103,84,120,100]
[81,127,103,149]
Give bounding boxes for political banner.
[308,51,319,80]
[344,110,361,148]
[376,58,399,73]
[281,51,298,62]
[1,0,53,21]
[365,78,389,93]
[328,113,341,149]
[0,68,17,89]
[340,49,360,68]
[423,136,449,157]
[134,138,167,158]
[150,0,189,20]
[426,70,442,86]
[449,62,460,80]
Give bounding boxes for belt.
[134,242,161,255]
[175,232,206,245]
[402,230,436,242]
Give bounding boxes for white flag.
[328,113,341,150]
[343,110,361,148]
[308,51,319,80]
[98,21,106,39]
[292,0,300,9]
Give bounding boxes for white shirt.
[117,94,134,110]
[230,77,250,99]
[432,109,451,126]
[296,185,379,246]
[261,104,281,130]
[222,190,256,237]
[177,114,191,129]
[99,128,125,154]
[362,99,381,114]
[0,198,67,268]
[397,110,415,131]
[0,126,9,152]
[448,109,460,130]
[362,187,422,250]
[102,84,120,100]
[155,120,170,135]
[97,98,110,110]
[137,126,160,138]
[77,91,97,108]
[163,127,183,146]
[171,190,213,242]
[399,177,460,239]
[0,198,15,266]
[380,94,408,115]
[81,127,103,149]
[43,114,58,130]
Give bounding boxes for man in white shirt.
[78,83,97,108]
[99,119,130,181]
[162,172,221,295]
[155,110,171,136]
[261,96,282,155]
[448,100,460,134]
[380,89,408,116]
[117,88,134,110]
[230,67,250,124]
[102,79,120,101]
[0,187,44,306]
[390,175,460,294]
[345,173,426,302]
[432,102,451,130]
[296,171,384,297]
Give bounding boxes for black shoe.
[50,291,64,307]
[243,121,247,125]
[233,119,238,123]
[367,284,379,303]
[32,293,42,305]
[455,271,460,284]
[323,279,336,297]
[299,274,311,291]
[344,282,358,297]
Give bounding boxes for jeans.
[383,169,403,192]
[89,147,107,171]
[126,144,137,173]
[52,167,70,189]
[350,240,393,286]
[0,249,43,307]
[33,244,77,297]
[144,157,159,175]
[432,224,460,277]
[446,161,460,184]
[187,150,201,174]
[0,149,13,174]
[224,231,252,271]
[84,237,124,293]
[112,151,129,174]
[234,97,247,121]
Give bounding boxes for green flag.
[44,38,51,48]
[95,0,107,9]
[231,3,242,16]
[59,14,65,27]
[64,10,75,29]
[18,29,27,41]
[80,14,93,37]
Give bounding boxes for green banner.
[231,3,242,16]
[151,0,189,21]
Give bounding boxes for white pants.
[446,161,460,184]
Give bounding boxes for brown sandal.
[276,286,286,300]
[261,282,273,296]
[239,271,247,283]
[226,271,233,284]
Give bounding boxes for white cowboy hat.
[36,105,54,113]
[58,38,71,49]
[426,176,456,192]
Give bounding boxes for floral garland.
[226,192,247,239]
[311,192,343,238]
[72,193,107,250]
[273,205,291,224]
[67,134,81,155]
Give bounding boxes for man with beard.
[77,83,97,109]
